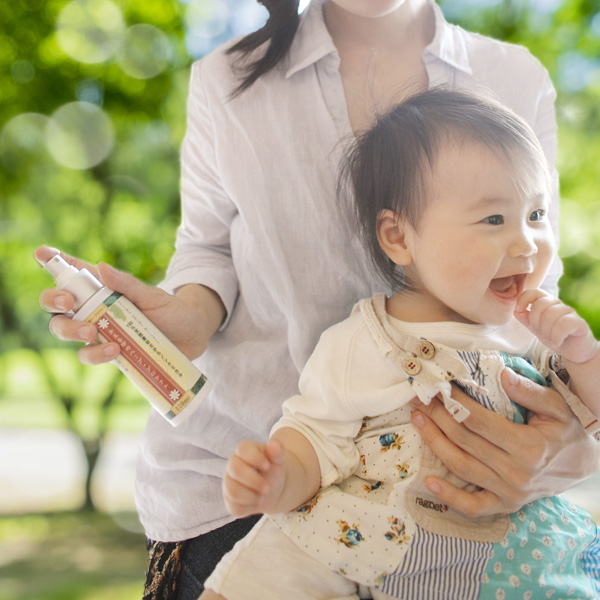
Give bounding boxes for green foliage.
[0,0,190,510]
[1,0,189,354]
[0,511,147,600]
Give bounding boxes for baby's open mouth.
[489,273,526,300]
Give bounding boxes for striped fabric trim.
[453,380,493,410]
[581,526,600,597]
[457,350,486,386]
[382,527,492,599]
[455,350,495,410]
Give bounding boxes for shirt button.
[556,369,570,385]
[403,358,422,375]
[418,341,435,360]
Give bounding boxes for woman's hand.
[410,367,600,517]
[36,246,225,364]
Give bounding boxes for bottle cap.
[43,255,103,311]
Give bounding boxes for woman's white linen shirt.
[135,0,561,542]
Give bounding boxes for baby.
[202,88,600,600]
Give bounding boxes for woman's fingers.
[500,368,572,423]
[77,342,121,365]
[47,314,120,364]
[411,405,520,515]
[412,367,600,518]
[34,245,98,277]
[39,288,74,314]
[422,476,507,518]
[37,247,128,364]
[47,313,92,341]
[412,390,517,457]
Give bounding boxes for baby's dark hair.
[340,87,550,290]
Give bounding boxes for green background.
[1,0,599,598]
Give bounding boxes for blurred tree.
[0,0,191,510]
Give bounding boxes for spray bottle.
[42,255,211,426]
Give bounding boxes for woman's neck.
[322,0,433,58]
[322,0,435,133]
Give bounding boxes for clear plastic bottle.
[43,255,211,426]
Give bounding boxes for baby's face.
[401,140,554,325]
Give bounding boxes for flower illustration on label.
[169,389,181,402]
[98,317,110,330]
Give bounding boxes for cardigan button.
[403,358,422,375]
[418,340,435,360]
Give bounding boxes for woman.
[37,0,599,597]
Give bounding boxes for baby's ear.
[376,209,414,266]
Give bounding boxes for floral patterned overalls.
[270,295,600,599]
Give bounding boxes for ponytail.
[227,0,300,97]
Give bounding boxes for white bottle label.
[80,291,210,425]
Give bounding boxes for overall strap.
[358,294,487,423]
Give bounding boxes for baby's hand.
[514,289,598,364]
[222,439,286,517]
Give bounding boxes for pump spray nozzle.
[42,254,103,311]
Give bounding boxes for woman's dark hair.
[340,87,550,291]
[227,0,300,97]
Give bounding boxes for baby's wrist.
[563,339,600,367]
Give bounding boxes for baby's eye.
[482,215,504,225]
[529,209,546,222]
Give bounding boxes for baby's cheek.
[534,244,555,285]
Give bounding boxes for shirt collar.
[285,0,473,79]
[285,0,338,78]
[426,1,473,75]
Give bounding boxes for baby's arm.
[222,427,321,517]
[515,289,600,419]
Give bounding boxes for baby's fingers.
[515,288,548,314]
[223,470,263,502]
[227,443,271,492]
[546,311,588,347]
[528,300,580,347]
[222,477,263,516]
[516,290,575,345]
[223,453,270,516]
[264,439,285,465]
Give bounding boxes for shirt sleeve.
[270,322,367,488]
[532,342,600,440]
[160,59,239,327]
